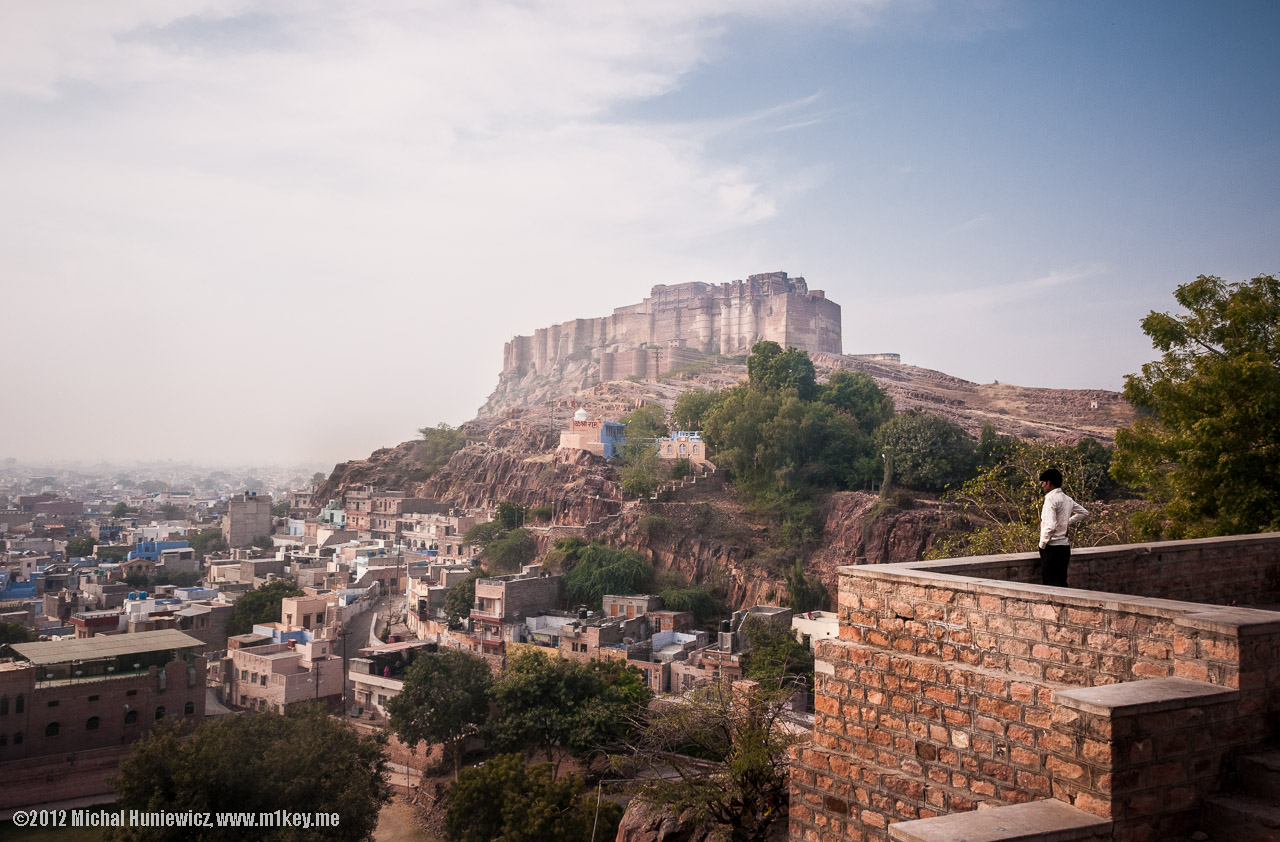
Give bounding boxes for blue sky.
[1,1,1276,464]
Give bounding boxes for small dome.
[573,408,589,422]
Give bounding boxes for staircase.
[1202,751,1280,841]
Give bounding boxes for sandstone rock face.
[613,800,724,842]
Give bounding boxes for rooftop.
[9,628,204,666]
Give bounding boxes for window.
[155,706,166,721]
[46,722,60,737]
[47,700,58,707]
[0,734,6,746]
[85,716,100,731]
[15,695,24,714]
[126,690,137,697]
[0,697,7,715]
[88,695,99,702]
[260,675,267,686]
[184,702,195,716]
[13,732,22,744]
[124,710,138,725]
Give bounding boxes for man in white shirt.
[1038,468,1088,587]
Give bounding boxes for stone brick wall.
[790,534,1280,842]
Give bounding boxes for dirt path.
[374,795,439,842]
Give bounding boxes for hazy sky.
[3,1,1277,466]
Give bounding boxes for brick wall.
[790,534,1280,842]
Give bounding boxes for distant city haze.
[2,2,1277,464]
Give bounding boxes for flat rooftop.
[10,628,204,666]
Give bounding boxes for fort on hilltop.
[502,272,844,383]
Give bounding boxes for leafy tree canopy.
[620,403,669,440]
[746,341,817,400]
[187,528,229,558]
[108,703,390,842]
[415,422,468,480]
[557,542,652,610]
[227,580,305,636]
[443,568,487,624]
[110,502,131,519]
[463,520,505,548]
[739,613,814,689]
[445,754,620,842]
[672,387,716,431]
[0,621,39,658]
[386,649,492,777]
[1112,274,1280,538]
[487,651,651,772]
[65,536,96,558]
[658,586,724,630]
[874,410,976,493]
[485,528,537,573]
[818,370,895,435]
[784,559,827,614]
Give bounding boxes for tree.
[1112,274,1280,538]
[746,341,817,400]
[783,559,827,614]
[495,501,528,530]
[188,528,229,558]
[110,502,131,519]
[557,542,652,610]
[487,651,650,775]
[620,403,669,440]
[818,370,895,435]
[415,422,468,479]
[485,529,537,573]
[444,568,487,623]
[873,410,976,492]
[159,502,182,520]
[311,471,327,487]
[927,436,1134,559]
[619,440,661,498]
[65,536,96,558]
[444,754,621,842]
[672,387,716,431]
[463,520,505,548]
[621,679,804,842]
[386,650,492,778]
[271,501,291,518]
[739,613,814,689]
[0,621,39,658]
[227,580,305,636]
[108,703,390,842]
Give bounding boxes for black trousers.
[1040,544,1070,587]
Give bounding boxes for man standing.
[1038,468,1088,587]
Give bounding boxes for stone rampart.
[501,272,841,378]
[790,533,1280,842]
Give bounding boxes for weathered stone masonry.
[790,534,1280,842]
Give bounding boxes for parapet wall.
[790,534,1280,842]
[502,272,842,378]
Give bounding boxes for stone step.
[1240,752,1280,801]
[1202,792,1280,842]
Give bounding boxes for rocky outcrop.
[613,801,725,842]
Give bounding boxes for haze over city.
[2,0,1277,465]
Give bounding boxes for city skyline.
[2,1,1277,463]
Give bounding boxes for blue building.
[129,540,190,562]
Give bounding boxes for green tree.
[227,580,305,636]
[271,501,291,518]
[672,387,716,431]
[386,650,492,778]
[783,559,827,614]
[251,535,275,551]
[65,536,96,558]
[463,520,505,548]
[620,403,669,440]
[619,440,661,498]
[622,679,803,842]
[444,754,621,842]
[415,422,468,479]
[444,568,487,623]
[873,410,976,492]
[746,341,817,400]
[159,502,182,520]
[1112,274,1280,538]
[739,613,814,689]
[155,569,202,588]
[927,436,1132,559]
[110,502,131,518]
[188,528,229,558]
[495,501,528,530]
[96,545,131,562]
[487,651,651,774]
[0,621,39,658]
[108,703,390,842]
[557,542,652,610]
[311,471,327,487]
[485,529,537,573]
[818,370,895,435]
[656,586,724,630]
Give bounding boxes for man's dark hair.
[1039,468,1063,488]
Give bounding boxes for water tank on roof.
[578,608,589,620]
[719,619,731,633]
[128,592,137,600]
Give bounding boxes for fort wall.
[501,272,842,378]
[790,534,1280,842]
